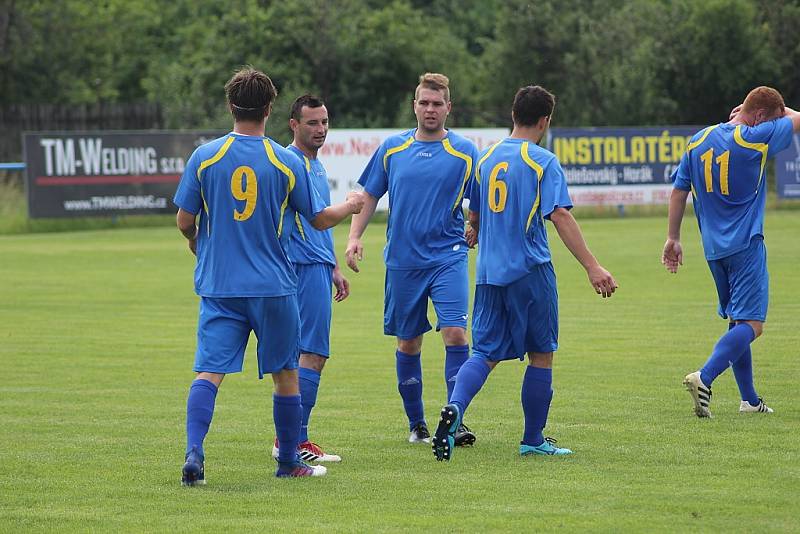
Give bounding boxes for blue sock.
[521,366,553,447]
[449,357,491,416]
[700,323,756,387]
[186,379,218,458]
[732,348,759,405]
[298,367,321,443]
[396,350,424,429]
[722,322,759,405]
[273,394,302,465]
[445,345,469,402]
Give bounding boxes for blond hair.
[415,72,450,102]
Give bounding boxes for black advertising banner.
[548,126,699,205]
[23,131,224,218]
[776,132,800,198]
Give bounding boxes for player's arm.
[176,208,199,256]
[332,256,350,302]
[662,188,690,274]
[310,191,365,230]
[784,106,800,132]
[345,192,379,272]
[549,207,617,298]
[466,210,480,248]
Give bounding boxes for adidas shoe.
[683,371,712,418]
[519,437,573,456]
[271,439,342,462]
[181,446,206,486]
[432,404,461,461]
[275,460,327,478]
[739,398,773,414]
[408,422,431,444]
[454,422,476,447]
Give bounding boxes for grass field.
[1,213,799,532]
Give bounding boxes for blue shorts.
[296,263,333,357]
[195,295,300,378]
[384,257,469,340]
[707,236,768,322]
[472,262,559,361]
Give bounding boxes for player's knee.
[527,352,554,368]
[196,372,225,387]
[300,353,327,372]
[744,320,763,338]
[441,327,468,346]
[397,336,423,355]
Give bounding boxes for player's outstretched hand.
[661,238,683,274]
[346,191,365,214]
[333,267,350,302]
[345,237,363,273]
[465,224,478,248]
[588,265,617,298]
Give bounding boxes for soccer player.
[268,94,345,463]
[662,86,800,418]
[432,85,617,461]
[345,73,479,446]
[174,67,364,484]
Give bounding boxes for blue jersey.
[174,133,327,297]
[358,129,479,270]
[469,138,573,286]
[672,117,793,260]
[286,145,336,267]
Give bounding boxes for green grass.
[1,214,799,532]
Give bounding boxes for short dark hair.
[224,66,277,122]
[290,94,326,121]
[512,85,556,127]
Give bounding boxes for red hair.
[742,86,785,117]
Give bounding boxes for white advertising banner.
[317,128,509,209]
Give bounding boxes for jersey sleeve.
[671,151,692,192]
[173,149,203,214]
[288,155,327,221]
[357,143,389,199]
[541,158,573,220]
[462,143,480,202]
[766,117,794,158]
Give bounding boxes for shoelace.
[544,437,558,445]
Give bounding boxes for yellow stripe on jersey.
[383,136,414,171]
[685,125,719,152]
[521,142,545,231]
[733,126,768,191]
[263,140,297,238]
[303,155,311,172]
[475,141,503,185]
[196,135,235,180]
[442,138,474,213]
[295,213,306,240]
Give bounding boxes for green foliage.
[1,0,798,128]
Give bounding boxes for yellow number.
[716,150,729,195]
[488,161,509,213]
[700,148,714,193]
[231,165,257,221]
[700,148,730,196]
